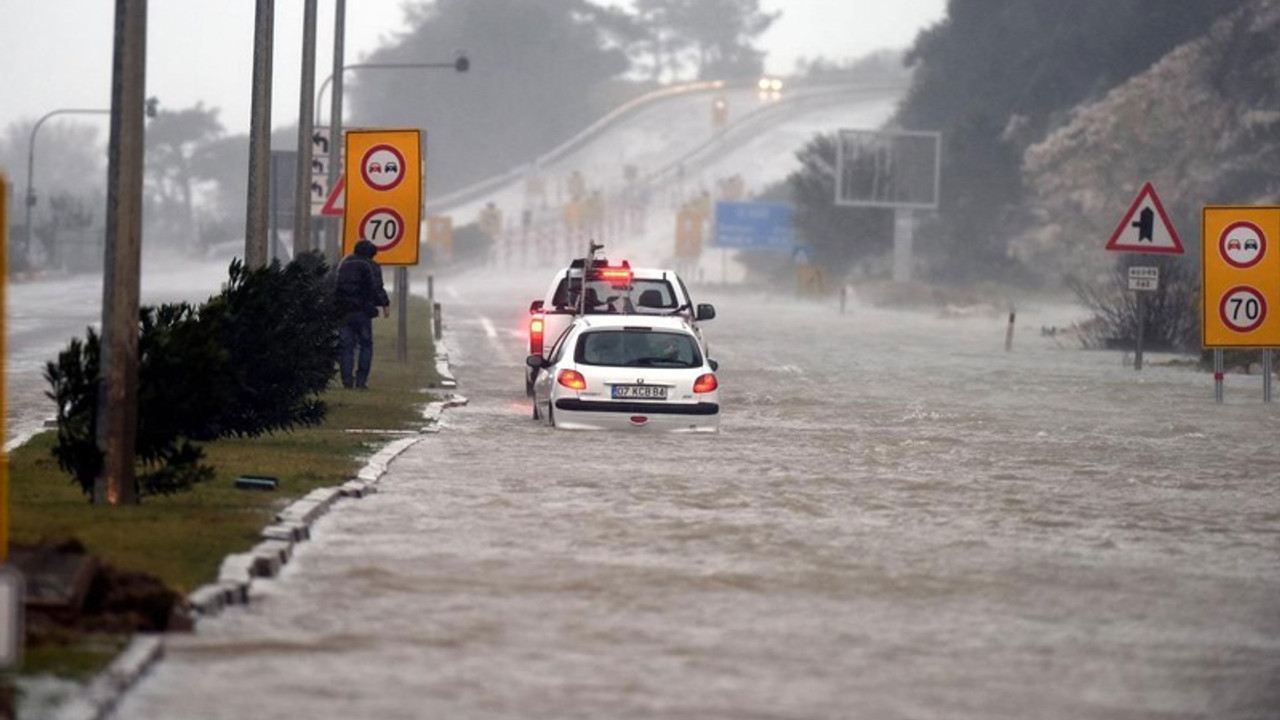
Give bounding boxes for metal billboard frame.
[835,129,941,211]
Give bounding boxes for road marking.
[480,316,498,339]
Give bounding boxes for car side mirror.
[709,359,719,372]
[695,303,716,321]
[526,354,547,369]
[529,300,544,313]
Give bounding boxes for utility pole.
[326,0,346,261]
[293,0,318,258]
[96,0,148,505]
[245,0,274,269]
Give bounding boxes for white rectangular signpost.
[1128,266,1159,292]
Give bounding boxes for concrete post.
[893,207,914,283]
[325,0,346,261]
[96,0,148,505]
[293,0,318,258]
[244,0,274,269]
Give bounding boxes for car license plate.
[612,384,667,400]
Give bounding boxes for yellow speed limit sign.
[1203,206,1280,347]
[343,129,423,266]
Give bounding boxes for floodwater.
[115,272,1280,720]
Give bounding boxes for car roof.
[571,315,695,333]
[562,264,678,281]
[630,267,677,280]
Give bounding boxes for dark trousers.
[339,312,374,387]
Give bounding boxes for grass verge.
[6,295,443,679]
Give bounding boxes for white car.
[526,257,715,396]
[527,315,720,432]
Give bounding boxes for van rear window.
[552,278,678,313]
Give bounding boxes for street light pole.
[324,0,346,261]
[24,109,109,266]
[314,56,470,125]
[317,53,469,260]
[244,0,275,270]
[23,98,158,270]
[292,0,318,258]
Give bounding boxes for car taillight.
[557,369,587,390]
[693,373,718,393]
[529,315,544,355]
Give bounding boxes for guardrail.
[423,78,910,217]
[424,80,727,214]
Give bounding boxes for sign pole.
[893,208,914,282]
[395,266,408,363]
[1135,289,1145,371]
[1264,350,1273,403]
[1214,349,1224,403]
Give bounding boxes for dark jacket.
[335,240,390,318]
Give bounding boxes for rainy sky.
[0,0,946,135]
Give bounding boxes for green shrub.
[197,252,340,438]
[44,251,341,499]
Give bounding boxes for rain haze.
[5,1,1280,719]
[0,0,946,134]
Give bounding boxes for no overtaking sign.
[343,129,422,266]
[1202,207,1280,347]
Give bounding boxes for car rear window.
[576,330,702,368]
[552,277,678,313]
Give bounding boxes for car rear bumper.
[552,398,719,432]
[554,399,719,415]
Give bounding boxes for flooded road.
[116,271,1280,719]
[5,258,232,451]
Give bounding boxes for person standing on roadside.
[334,239,391,389]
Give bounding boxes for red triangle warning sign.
[1105,182,1184,254]
[320,176,345,217]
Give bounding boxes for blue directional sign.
[713,201,793,250]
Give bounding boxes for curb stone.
[52,635,164,720]
[63,355,465,719]
[190,407,462,619]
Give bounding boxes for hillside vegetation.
[880,0,1261,286]
[1017,0,1280,280]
